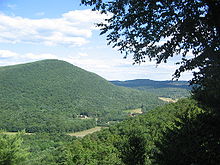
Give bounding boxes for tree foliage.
[155,108,220,165]
[118,128,147,165]
[0,133,29,165]
[21,133,76,165]
[81,0,220,109]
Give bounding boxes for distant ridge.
[110,79,191,99]
[0,59,163,132]
[111,79,190,89]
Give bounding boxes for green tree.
[0,133,29,165]
[118,129,147,165]
[81,0,220,110]
[155,108,220,165]
[60,137,121,165]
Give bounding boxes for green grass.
[123,108,143,114]
[158,97,177,103]
[67,127,105,137]
[1,132,32,135]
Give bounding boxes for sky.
[0,0,193,81]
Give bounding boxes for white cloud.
[0,9,107,46]
[78,52,89,57]
[0,50,58,66]
[0,50,18,58]
[63,10,107,24]
[25,53,57,60]
[61,55,175,80]
[62,54,193,81]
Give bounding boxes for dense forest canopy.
[1,99,220,165]
[81,0,220,110]
[0,60,163,132]
[33,99,219,165]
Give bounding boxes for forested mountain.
[0,59,163,132]
[111,79,191,99]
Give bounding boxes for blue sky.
[0,0,193,80]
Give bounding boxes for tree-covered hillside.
[58,99,220,165]
[1,99,219,165]
[0,59,163,132]
[111,79,190,99]
[59,99,195,164]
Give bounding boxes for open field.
[1,127,105,138]
[158,97,177,103]
[123,108,143,114]
[67,127,105,137]
[1,127,104,138]
[1,132,33,135]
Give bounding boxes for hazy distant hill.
[111,79,191,99]
[0,60,163,132]
[111,79,190,89]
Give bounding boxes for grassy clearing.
[1,132,33,135]
[158,97,177,103]
[1,127,104,138]
[67,127,105,137]
[123,108,143,114]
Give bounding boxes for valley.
[0,60,201,165]
[2,99,213,165]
